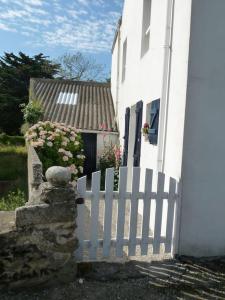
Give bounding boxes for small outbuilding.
[29,78,118,177]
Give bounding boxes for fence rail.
[75,167,180,261]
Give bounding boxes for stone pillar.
[0,166,78,289]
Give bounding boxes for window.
[122,38,127,82]
[146,99,160,145]
[57,92,78,105]
[141,0,152,57]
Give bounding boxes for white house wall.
[111,37,119,117]
[111,0,192,186]
[179,0,225,257]
[112,0,168,188]
[162,0,192,180]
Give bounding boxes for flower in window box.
[142,123,150,135]
[142,123,150,141]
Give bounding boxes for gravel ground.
[2,257,225,300]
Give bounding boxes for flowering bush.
[25,121,85,181]
[99,142,121,190]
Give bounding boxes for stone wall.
[27,145,43,201]
[0,166,78,290]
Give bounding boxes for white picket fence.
[75,167,180,261]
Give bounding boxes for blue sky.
[0,0,124,76]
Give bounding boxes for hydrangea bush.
[25,121,85,181]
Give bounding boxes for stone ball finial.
[45,166,71,187]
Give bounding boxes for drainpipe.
[157,0,175,172]
[115,19,122,123]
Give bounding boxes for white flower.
[63,156,69,161]
[74,141,80,146]
[79,166,83,173]
[47,142,53,147]
[62,141,68,147]
[66,151,73,158]
[58,148,64,153]
[70,136,75,141]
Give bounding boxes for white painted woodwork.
[141,169,153,255]
[75,168,179,261]
[116,167,128,257]
[90,171,101,260]
[103,168,114,257]
[75,176,87,260]
[128,167,140,256]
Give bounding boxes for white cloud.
[0,22,17,32]
[24,0,43,6]
[0,0,124,53]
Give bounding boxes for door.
[122,107,130,166]
[81,133,97,178]
[133,100,143,167]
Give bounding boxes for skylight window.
[57,92,78,105]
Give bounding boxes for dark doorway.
[81,133,97,178]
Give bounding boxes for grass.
[0,143,28,209]
[0,189,26,211]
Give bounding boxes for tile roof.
[30,78,118,133]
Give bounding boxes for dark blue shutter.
[122,107,130,166]
[149,99,160,145]
[133,100,143,167]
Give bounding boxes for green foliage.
[99,143,121,190]
[0,145,27,198]
[25,121,85,181]
[57,52,106,81]
[0,189,26,211]
[0,133,25,146]
[0,52,60,135]
[20,100,44,125]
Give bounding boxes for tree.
[57,52,106,82]
[0,52,60,135]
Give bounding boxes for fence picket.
[76,176,87,259]
[103,168,114,257]
[116,167,128,257]
[153,172,165,254]
[90,171,101,260]
[129,167,141,256]
[141,169,153,255]
[165,177,176,253]
[75,167,179,262]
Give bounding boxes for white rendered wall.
[111,37,119,118]
[179,0,225,257]
[111,0,192,186]
[162,0,192,180]
[111,0,168,191]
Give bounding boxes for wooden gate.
[75,167,180,261]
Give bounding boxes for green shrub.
[0,133,25,146]
[20,100,44,125]
[0,145,27,197]
[0,189,26,211]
